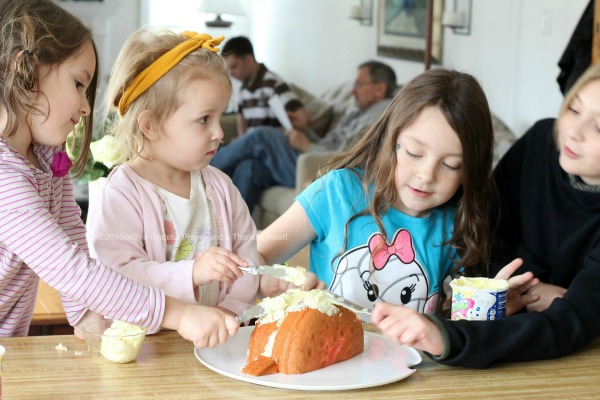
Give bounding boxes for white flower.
[89,135,127,169]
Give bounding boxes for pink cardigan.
[86,164,259,323]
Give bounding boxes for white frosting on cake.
[258,289,340,325]
[100,321,146,363]
[263,330,278,357]
[258,289,339,357]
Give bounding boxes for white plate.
[194,326,422,391]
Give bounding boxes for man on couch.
[211,61,397,214]
[222,36,304,136]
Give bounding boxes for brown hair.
[0,0,99,175]
[104,28,231,160]
[325,68,496,276]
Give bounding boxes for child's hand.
[524,282,566,312]
[73,310,104,340]
[192,247,246,286]
[215,306,237,318]
[371,302,444,356]
[494,258,541,315]
[176,304,240,349]
[258,271,325,298]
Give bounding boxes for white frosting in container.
[451,277,509,291]
[100,321,146,363]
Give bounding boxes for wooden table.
[1,325,599,400]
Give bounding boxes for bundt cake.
[242,289,364,375]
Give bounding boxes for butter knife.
[324,291,372,315]
[239,265,289,279]
[236,303,266,324]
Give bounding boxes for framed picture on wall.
[377,0,443,63]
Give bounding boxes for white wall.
[64,0,590,137]
[240,0,588,136]
[57,0,142,110]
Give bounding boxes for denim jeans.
[210,127,300,212]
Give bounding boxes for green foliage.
[66,117,114,184]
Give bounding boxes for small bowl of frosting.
[80,319,146,363]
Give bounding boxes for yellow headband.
[118,31,224,116]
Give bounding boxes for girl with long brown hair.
[258,68,536,314]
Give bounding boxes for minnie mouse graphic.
[329,230,438,318]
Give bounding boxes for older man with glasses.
[211,60,398,214]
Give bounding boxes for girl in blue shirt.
[258,69,536,317]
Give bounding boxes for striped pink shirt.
[0,139,164,336]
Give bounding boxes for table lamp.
[198,0,245,28]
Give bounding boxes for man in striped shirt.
[222,36,303,136]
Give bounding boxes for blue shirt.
[296,169,457,315]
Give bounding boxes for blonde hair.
[104,28,231,160]
[0,0,98,175]
[555,63,600,141]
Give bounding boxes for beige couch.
[220,82,517,229]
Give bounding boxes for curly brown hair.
[0,0,99,175]
[323,68,497,277]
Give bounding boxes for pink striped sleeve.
[0,171,165,331]
[57,176,88,251]
[54,175,92,324]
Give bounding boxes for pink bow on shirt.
[368,230,415,270]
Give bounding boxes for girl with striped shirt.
[0,0,239,348]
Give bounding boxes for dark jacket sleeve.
[431,248,600,368]
[434,118,600,368]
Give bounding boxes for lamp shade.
[198,0,245,16]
